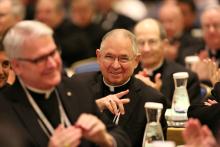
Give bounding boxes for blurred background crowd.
[0,0,218,68]
[1,0,220,147]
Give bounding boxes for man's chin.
[108,78,124,86]
[46,76,61,88]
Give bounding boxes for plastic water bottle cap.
[173,72,189,79]
[144,102,163,109]
[185,55,200,64]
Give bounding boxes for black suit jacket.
[94,10,136,32]
[0,76,131,147]
[72,72,167,147]
[135,59,202,107]
[188,82,220,142]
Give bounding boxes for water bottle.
[172,72,190,113]
[142,102,164,147]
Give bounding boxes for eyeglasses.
[102,54,135,64]
[0,60,10,68]
[16,49,60,65]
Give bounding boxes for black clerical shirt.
[28,90,60,129]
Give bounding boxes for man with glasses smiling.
[0,20,130,147]
[72,29,167,147]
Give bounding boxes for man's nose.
[142,42,151,52]
[111,58,121,68]
[46,56,57,67]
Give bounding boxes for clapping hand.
[135,69,162,91]
[183,118,218,147]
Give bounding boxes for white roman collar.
[103,77,130,92]
[18,78,54,99]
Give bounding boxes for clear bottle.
[172,72,190,113]
[142,102,164,147]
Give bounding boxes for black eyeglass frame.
[16,48,61,65]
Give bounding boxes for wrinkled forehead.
[19,35,56,55]
[135,21,160,39]
[201,9,220,22]
[103,34,131,45]
[101,37,133,54]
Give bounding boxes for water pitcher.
[142,102,164,147]
[172,72,190,113]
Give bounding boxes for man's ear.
[96,49,101,64]
[10,59,21,75]
[134,54,141,68]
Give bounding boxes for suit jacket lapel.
[9,81,48,146]
[56,78,80,123]
[90,72,104,99]
[119,78,141,125]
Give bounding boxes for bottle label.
[172,86,189,113]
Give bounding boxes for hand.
[204,99,218,106]
[210,68,220,86]
[95,90,130,115]
[135,72,162,91]
[191,59,218,81]
[183,118,217,147]
[48,124,82,147]
[75,113,114,147]
[198,50,209,60]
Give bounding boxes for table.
[167,127,185,145]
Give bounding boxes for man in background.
[0,0,25,39]
[134,18,201,107]
[0,48,14,88]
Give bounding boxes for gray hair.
[100,29,140,55]
[3,20,53,59]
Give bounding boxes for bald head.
[200,5,220,50]
[201,5,220,23]
[159,3,184,39]
[159,3,183,20]
[134,18,166,40]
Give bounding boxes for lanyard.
[19,79,71,137]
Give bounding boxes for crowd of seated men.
[1,0,220,147]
